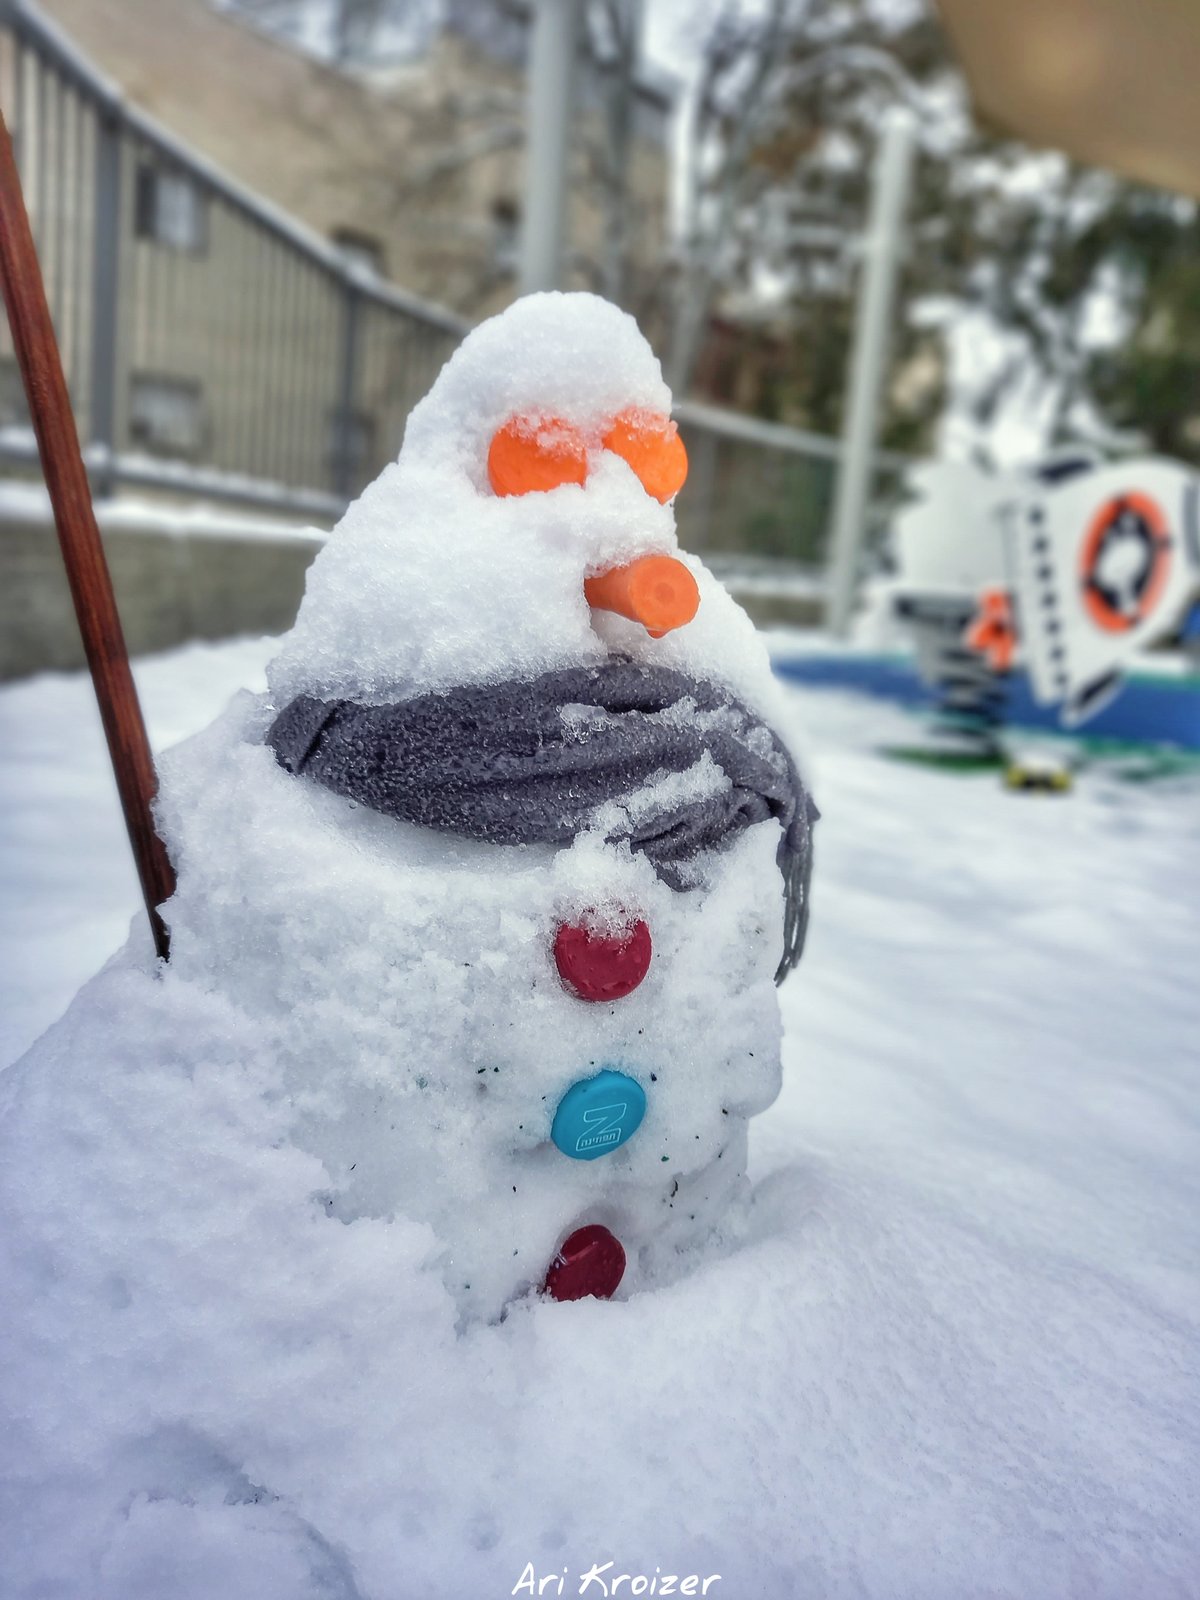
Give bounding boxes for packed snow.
[2,292,1197,1597]
[1,629,1197,1597]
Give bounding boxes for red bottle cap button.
[553,918,652,1002]
[544,1224,626,1302]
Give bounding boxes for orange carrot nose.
[584,554,700,638]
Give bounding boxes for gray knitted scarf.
[267,661,816,983]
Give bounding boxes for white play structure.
[876,453,1200,731]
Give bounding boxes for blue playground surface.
[771,651,1200,751]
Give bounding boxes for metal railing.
[0,0,909,579]
[673,399,909,589]
[0,0,467,519]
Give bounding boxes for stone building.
[24,0,677,321]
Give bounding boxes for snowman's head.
[268,293,700,707]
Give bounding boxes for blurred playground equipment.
[776,454,1200,764]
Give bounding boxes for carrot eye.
[487,414,588,497]
[602,409,688,503]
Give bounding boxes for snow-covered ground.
[0,637,276,1069]
[2,634,1198,1596]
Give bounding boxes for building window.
[134,162,208,253]
[129,374,205,458]
[332,227,385,278]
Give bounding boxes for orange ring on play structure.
[1079,491,1171,633]
[487,415,588,497]
[602,409,689,503]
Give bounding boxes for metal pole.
[0,106,174,961]
[600,0,643,304]
[825,107,915,636]
[89,103,120,498]
[519,0,579,295]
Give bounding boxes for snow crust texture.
[1,638,1198,1597]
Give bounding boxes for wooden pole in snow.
[0,107,174,960]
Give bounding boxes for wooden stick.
[0,107,174,960]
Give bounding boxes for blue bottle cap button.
[550,1069,646,1161]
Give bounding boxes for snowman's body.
[4,294,808,1325]
[163,688,786,1320]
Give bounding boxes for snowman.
[3,294,814,1333]
[253,291,813,1313]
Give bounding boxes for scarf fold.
[267,661,816,983]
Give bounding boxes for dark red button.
[553,918,651,1002]
[544,1224,626,1302]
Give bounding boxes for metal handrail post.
[88,101,120,498]
[519,0,579,294]
[331,279,362,501]
[825,107,915,636]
